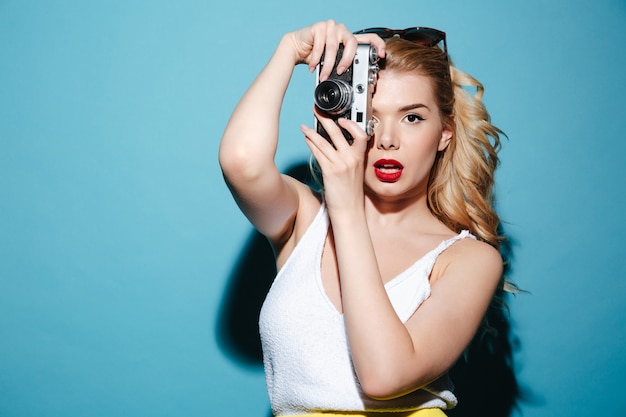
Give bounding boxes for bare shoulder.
[448,236,502,266]
[431,236,503,287]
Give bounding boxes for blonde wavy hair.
[381,37,517,294]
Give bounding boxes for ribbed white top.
[259,204,473,415]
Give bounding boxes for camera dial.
[369,46,379,65]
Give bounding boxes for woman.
[219,20,511,417]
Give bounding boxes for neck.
[364,192,434,225]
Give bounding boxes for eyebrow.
[399,103,431,112]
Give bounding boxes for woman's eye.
[405,114,424,123]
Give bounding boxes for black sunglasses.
[353,27,447,57]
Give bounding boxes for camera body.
[314,44,379,145]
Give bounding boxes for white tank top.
[259,204,474,416]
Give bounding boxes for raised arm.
[218,21,368,246]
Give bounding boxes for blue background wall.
[1,0,625,416]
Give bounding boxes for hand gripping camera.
[314,44,379,145]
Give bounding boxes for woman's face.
[364,69,452,202]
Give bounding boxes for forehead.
[373,70,437,108]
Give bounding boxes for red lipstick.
[374,159,404,182]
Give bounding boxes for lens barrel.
[314,79,353,114]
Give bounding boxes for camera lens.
[314,79,353,114]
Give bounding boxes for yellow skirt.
[281,409,446,417]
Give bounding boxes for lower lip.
[374,168,403,182]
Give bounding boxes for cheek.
[405,142,442,176]
[411,136,441,159]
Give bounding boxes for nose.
[374,122,398,150]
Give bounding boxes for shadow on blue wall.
[216,162,529,417]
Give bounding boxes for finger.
[318,21,341,81]
[307,23,327,73]
[336,34,358,75]
[354,33,387,58]
[301,123,337,164]
[336,117,371,151]
[330,23,357,75]
[313,107,352,151]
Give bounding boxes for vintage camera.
[314,44,379,145]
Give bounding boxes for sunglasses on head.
[353,27,447,57]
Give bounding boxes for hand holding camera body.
[314,44,379,145]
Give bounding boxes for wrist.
[326,200,366,228]
[277,33,303,67]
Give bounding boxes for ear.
[438,124,453,151]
